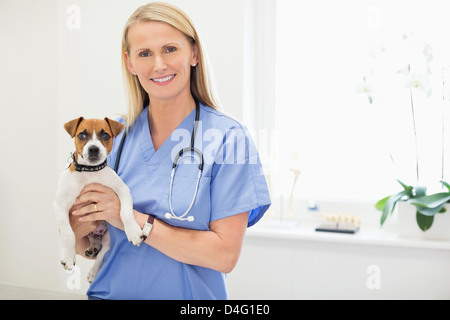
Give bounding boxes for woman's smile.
[151,74,176,85]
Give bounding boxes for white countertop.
[247,219,450,251]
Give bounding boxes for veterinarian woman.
[69,2,270,299]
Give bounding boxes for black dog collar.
[71,153,107,172]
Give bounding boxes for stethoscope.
[114,99,203,222]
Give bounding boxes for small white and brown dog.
[53,117,143,282]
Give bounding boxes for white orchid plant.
[359,34,450,232]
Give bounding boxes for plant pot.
[397,201,450,240]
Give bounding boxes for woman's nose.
[154,55,167,72]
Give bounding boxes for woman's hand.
[68,201,102,258]
[71,183,125,231]
[69,201,101,239]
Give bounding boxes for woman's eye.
[139,51,150,57]
[77,132,87,140]
[165,47,176,53]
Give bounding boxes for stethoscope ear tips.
[187,216,194,222]
[165,212,173,219]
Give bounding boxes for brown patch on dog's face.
[64,117,124,162]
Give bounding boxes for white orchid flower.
[404,73,432,97]
[396,65,409,75]
[423,43,433,63]
[356,77,375,104]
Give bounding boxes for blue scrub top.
[86,103,271,300]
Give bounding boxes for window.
[260,0,450,220]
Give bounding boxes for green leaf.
[397,180,414,197]
[416,211,434,231]
[415,202,447,216]
[409,193,450,209]
[380,190,407,226]
[375,196,390,211]
[440,180,450,192]
[396,179,409,190]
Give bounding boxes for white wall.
[0,0,247,295]
[0,0,61,292]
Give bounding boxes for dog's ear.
[104,117,125,137]
[64,117,84,138]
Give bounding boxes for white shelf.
[247,220,450,251]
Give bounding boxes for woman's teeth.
[152,74,175,83]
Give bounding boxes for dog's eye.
[77,132,87,140]
[101,132,111,141]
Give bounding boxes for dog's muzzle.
[88,146,100,162]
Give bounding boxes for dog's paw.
[87,266,99,283]
[60,253,76,271]
[124,222,144,247]
[85,246,100,258]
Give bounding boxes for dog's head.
[64,117,124,166]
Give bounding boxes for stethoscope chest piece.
[165,212,195,222]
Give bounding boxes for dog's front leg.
[54,174,82,271]
[117,185,144,246]
[103,169,143,246]
[54,200,77,271]
[107,175,143,246]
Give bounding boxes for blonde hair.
[121,2,219,128]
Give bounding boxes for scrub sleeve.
[209,124,270,226]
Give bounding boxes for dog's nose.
[88,146,100,157]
